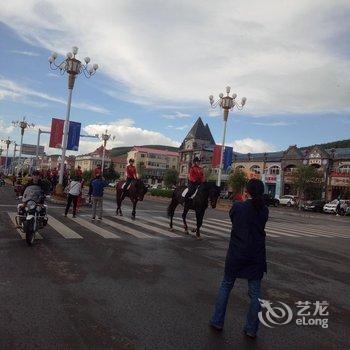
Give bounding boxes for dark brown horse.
[116,179,147,219]
[167,182,221,238]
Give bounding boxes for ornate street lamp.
[48,46,99,186]
[99,130,115,175]
[12,117,35,175]
[209,86,246,186]
[1,137,14,175]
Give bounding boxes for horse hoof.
[191,228,197,233]
[196,235,202,240]
[169,228,174,232]
[131,216,135,221]
[184,230,189,235]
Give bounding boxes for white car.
[323,200,347,214]
[279,195,297,207]
[108,181,117,187]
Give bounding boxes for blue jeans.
[211,275,262,334]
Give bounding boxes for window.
[269,165,280,175]
[250,165,261,174]
[339,165,350,173]
[236,165,245,170]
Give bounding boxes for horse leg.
[116,190,123,216]
[195,209,204,239]
[167,196,178,231]
[182,205,190,234]
[131,199,137,220]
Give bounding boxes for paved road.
[0,184,349,349]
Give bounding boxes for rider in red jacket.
[122,159,137,198]
[185,157,205,202]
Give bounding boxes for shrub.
[149,188,173,198]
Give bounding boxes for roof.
[326,148,350,159]
[111,155,127,164]
[234,151,284,162]
[180,117,216,149]
[130,146,179,157]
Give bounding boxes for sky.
[0,0,349,157]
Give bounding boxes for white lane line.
[7,212,43,239]
[171,217,229,233]
[114,216,181,238]
[266,224,346,238]
[266,226,315,237]
[47,215,83,239]
[138,216,213,239]
[102,218,156,239]
[265,228,305,238]
[69,217,120,239]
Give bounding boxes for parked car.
[301,200,326,212]
[150,184,162,189]
[219,190,229,199]
[263,194,280,207]
[279,195,297,207]
[108,181,117,187]
[323,199,347,214]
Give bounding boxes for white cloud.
[208,109,221,118]
[84,119,180,148]
[230,138,277,153]
[0,76,110,114]
[251,121,294,127]
[0,118,15,135]
[167,124,190,130]
[162,112,191,120]
[1,1,350,116]
[10,50,39,56]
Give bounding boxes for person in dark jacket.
[210,179,269,339]
[89,175,108,221]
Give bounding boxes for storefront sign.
[249,173,261,179]
[265,175,277,183]
[21,144,45,156]
[309,159,322,165]
[331,177,350,186]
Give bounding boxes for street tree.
[104,161,120,181]
[291,165,323,208]
[227,169,248,194]
[164,169,179,188]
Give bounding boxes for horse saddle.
[121,182,132,190]
[181,187,199,199]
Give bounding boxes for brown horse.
[116,179,147,219]
[167,182,221,238]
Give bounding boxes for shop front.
[330,173,350,199]
[262,174,282,198]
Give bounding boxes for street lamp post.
[209,86,246,187]
[1,138,13,175]
[100,130,115,175]
[35,129,51,169]
[11,143,18,175]
[12,117,35,175]
[48,46,99,186]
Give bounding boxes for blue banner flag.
[223,146,233,171]
[67,121,81,151]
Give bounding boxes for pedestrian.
[89,175,108,221]
[64,176,82,218]
[210,179,269,339]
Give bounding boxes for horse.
[116,179,148,219]
[167,182,221,239]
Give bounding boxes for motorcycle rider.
[184,157,205,203]
[122,159,138,199]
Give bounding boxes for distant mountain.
[109,145,179,157]
[300,139,350,150]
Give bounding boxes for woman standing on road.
[210,179,269,339]
[64,176,82,218]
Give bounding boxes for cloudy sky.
[0,0,349,155]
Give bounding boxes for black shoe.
[209,322,223,332]
[243,330,256,339]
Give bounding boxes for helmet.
[193,157,200,163]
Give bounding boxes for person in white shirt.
[64,177,82,218]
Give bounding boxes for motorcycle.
[15,184,48,246]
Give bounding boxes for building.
[232,146,350,200]
[111,154,127,179]
[179,117,216,184]
[75,146,111,173]
[127,146,179,186]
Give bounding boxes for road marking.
[138,216,214,239]
[47,215,83,239]
[102,218,156,239]
[7,212,43,239]
[114,216,181,238]
[69,217,120,239]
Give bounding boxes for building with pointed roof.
[179,117,216,184]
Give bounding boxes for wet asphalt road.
[0,184,349,350]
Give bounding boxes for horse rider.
[184,157,205,203]
[122,158,138,199]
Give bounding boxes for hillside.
[109,145,179,157]
[300,139,350,150]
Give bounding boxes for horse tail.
[167,190,177,218]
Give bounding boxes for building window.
[269,165,280,175]
[339,165,350,173]
[236,165,245,171]
[250,165,261,174]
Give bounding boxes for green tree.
[291,165,323,208]
[82,170,93,183]
[227,169,248,195]
[104,161,120,181]
[164,169,179,188]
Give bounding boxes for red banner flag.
[49,118,64,149]
[212,145,222,167]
